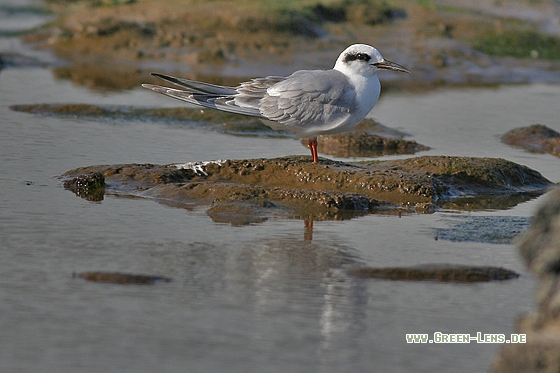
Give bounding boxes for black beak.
[373,59,410,73]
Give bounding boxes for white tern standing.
[142,44,409,162]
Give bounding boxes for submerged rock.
[73,271,172,284]
[493,188,560,373]
[501,124,560,157]
[434,215,531,245]
[63,156,551,222]
[348,264,519,282]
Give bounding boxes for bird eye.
[343,52,371,63]
[356,53,370,62]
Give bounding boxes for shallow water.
[2,6,560,373]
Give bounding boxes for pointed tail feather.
[150,73,237,96]
[141,84,264,118]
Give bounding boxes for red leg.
[304,220,313,241]
[308,137,318,163]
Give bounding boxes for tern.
[142,44,409,162]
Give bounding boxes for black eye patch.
[343,52,371,63]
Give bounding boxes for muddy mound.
[63,156,552,223]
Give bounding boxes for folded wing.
[143,70,357,134]
[258,70,356,131]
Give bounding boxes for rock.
[301,118,430,158]
[315,131,429,158]
[348,264,519,282]
[501,124,560,157]
[63,172,105,201]
[62,156,551,222]
[73,271,172,284]
[492,188,560,373]
[518,188,560,276]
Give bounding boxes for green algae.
[474,29,560,61]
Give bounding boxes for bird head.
[334,44,410,77]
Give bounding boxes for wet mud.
[62,156,552,222]
[348,264,519,283]
[73,271,172,284]
[501,124,560,158]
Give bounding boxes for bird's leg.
[304,220,313,241]
[308,137,318,163]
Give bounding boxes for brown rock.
[502,124,560,157]
[63,156,551,223]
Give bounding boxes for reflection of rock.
[348,264,519,282]
[438,193,544,212]
[501,124,560,157]
[53,63,148,91]
[207,199,273,226]
[301,119,429,158]
[493,188,560,372]
[73,271,172,284]
[63,172,105,201]
[62,156,551,223]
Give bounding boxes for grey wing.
[258,70,356,129]
[142,73,286,118]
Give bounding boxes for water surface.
[2,8,560,372]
